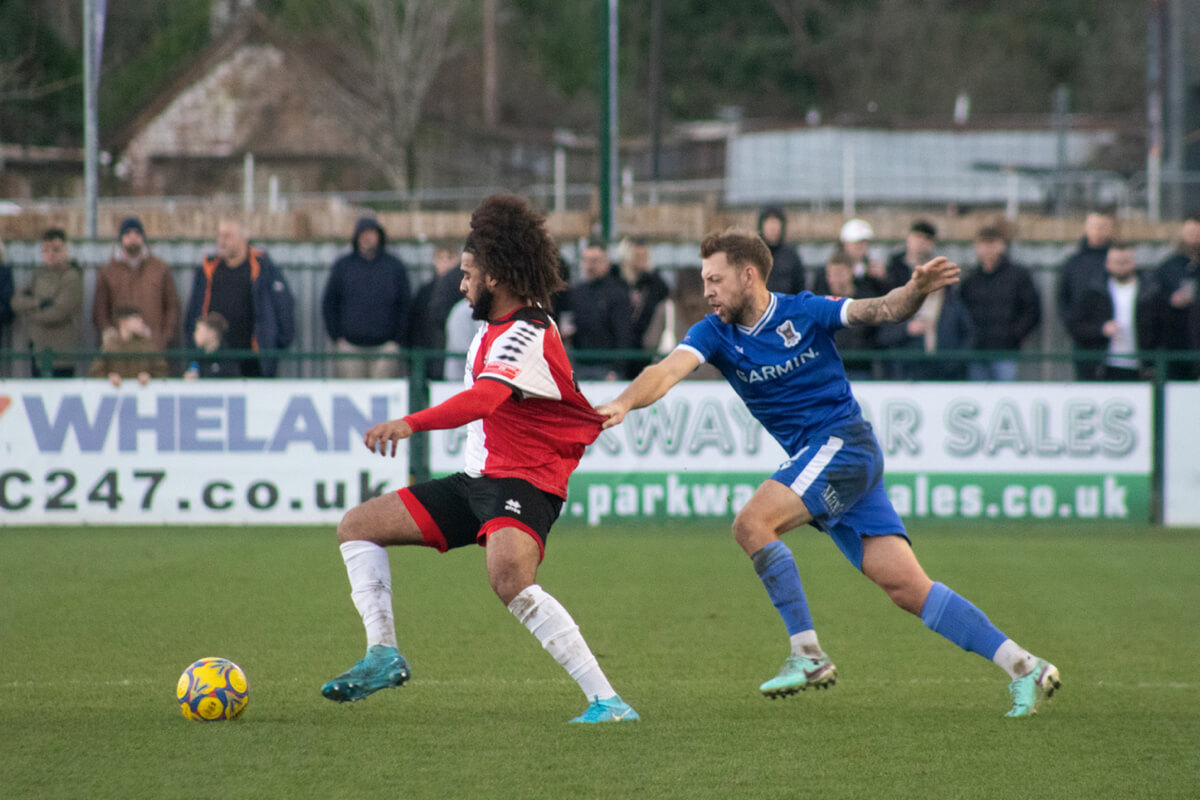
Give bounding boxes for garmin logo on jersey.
[735,347,820,383]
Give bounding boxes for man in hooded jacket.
[322,217,412,379]
[758,206,806,295]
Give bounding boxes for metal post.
[1005,168,1019,220]
[243,152,255,212]
[482,0,498,127]
[842,143,855,218]
[554,146,567,214]
[409,350,431,484]
[1052,85,1069,217]
[82,0,100,239]
[1165,0,1186,218]
[598,0,618,239]
[648,0,663,206]
[1147,0,1165,222]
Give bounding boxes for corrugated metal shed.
[726,127,1121,205]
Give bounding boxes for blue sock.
[751,541,813,636]
[920,582,1007,660]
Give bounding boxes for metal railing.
[4,345,1197,522]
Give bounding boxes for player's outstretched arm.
[595,348,700,430]
[846,256,960,327]
[364,379,514,457]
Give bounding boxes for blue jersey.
[678,292,863,452]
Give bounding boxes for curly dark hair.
[466,195,564,309]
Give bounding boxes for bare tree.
[0,54,23,100]
[293,0,460,192]
[0,40,80,104]
[767,0,1146,117]
[765,0,829,57]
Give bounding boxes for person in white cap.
[813,218,881,294]
[840,218,875,276]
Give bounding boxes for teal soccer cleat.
[759,654,838,699]
[321,645,410,703]
[569,695,640,724]
[1005,658,1061,718]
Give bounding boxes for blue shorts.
[770,420,908,569]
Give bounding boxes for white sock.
[340,540,398,649]
[789,629,826,659]
[507,584,616,701]
[992,638,1035,680]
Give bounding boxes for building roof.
[109,11,354,159]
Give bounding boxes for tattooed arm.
[845,256,960,327]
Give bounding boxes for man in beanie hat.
[119,216,143,238]
[93,215,180,353]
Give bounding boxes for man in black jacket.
[758,206,806,294]
[1155,214,1200,379]
[1056,211,1114,379]
[1064,242,1166,381]
[322,217,411,379]
[960,226,1041,381]
[185,220,295,378]
[882,220,938,292]
[408,241,464,380]
[570,239,633,380]
[876,283,974,381]
[622,237,671,378]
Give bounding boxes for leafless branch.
[0,72,82,103]
[290,0,461,191]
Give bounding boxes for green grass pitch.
[2,520,1198,799]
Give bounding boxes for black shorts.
[397,473,564,560]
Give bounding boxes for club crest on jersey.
[775,320,802,347]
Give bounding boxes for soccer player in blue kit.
[596,228,1061,717]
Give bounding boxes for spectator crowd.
[1,207,1198,384]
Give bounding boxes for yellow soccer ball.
[176,657,249,722]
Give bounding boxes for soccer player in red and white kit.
[321,195,639,724]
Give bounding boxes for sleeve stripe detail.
[840,298,853,327]
[676,343,707,364]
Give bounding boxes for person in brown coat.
[11,228,84,377]
[93,216,180,351]
[88,306,168,388]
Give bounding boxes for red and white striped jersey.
[463,306,603,498]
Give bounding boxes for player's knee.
[885,585,921,614]
[872,575,928,615]
[488,566,530,606]
[336,506,368,544]
[731,511,770,555]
